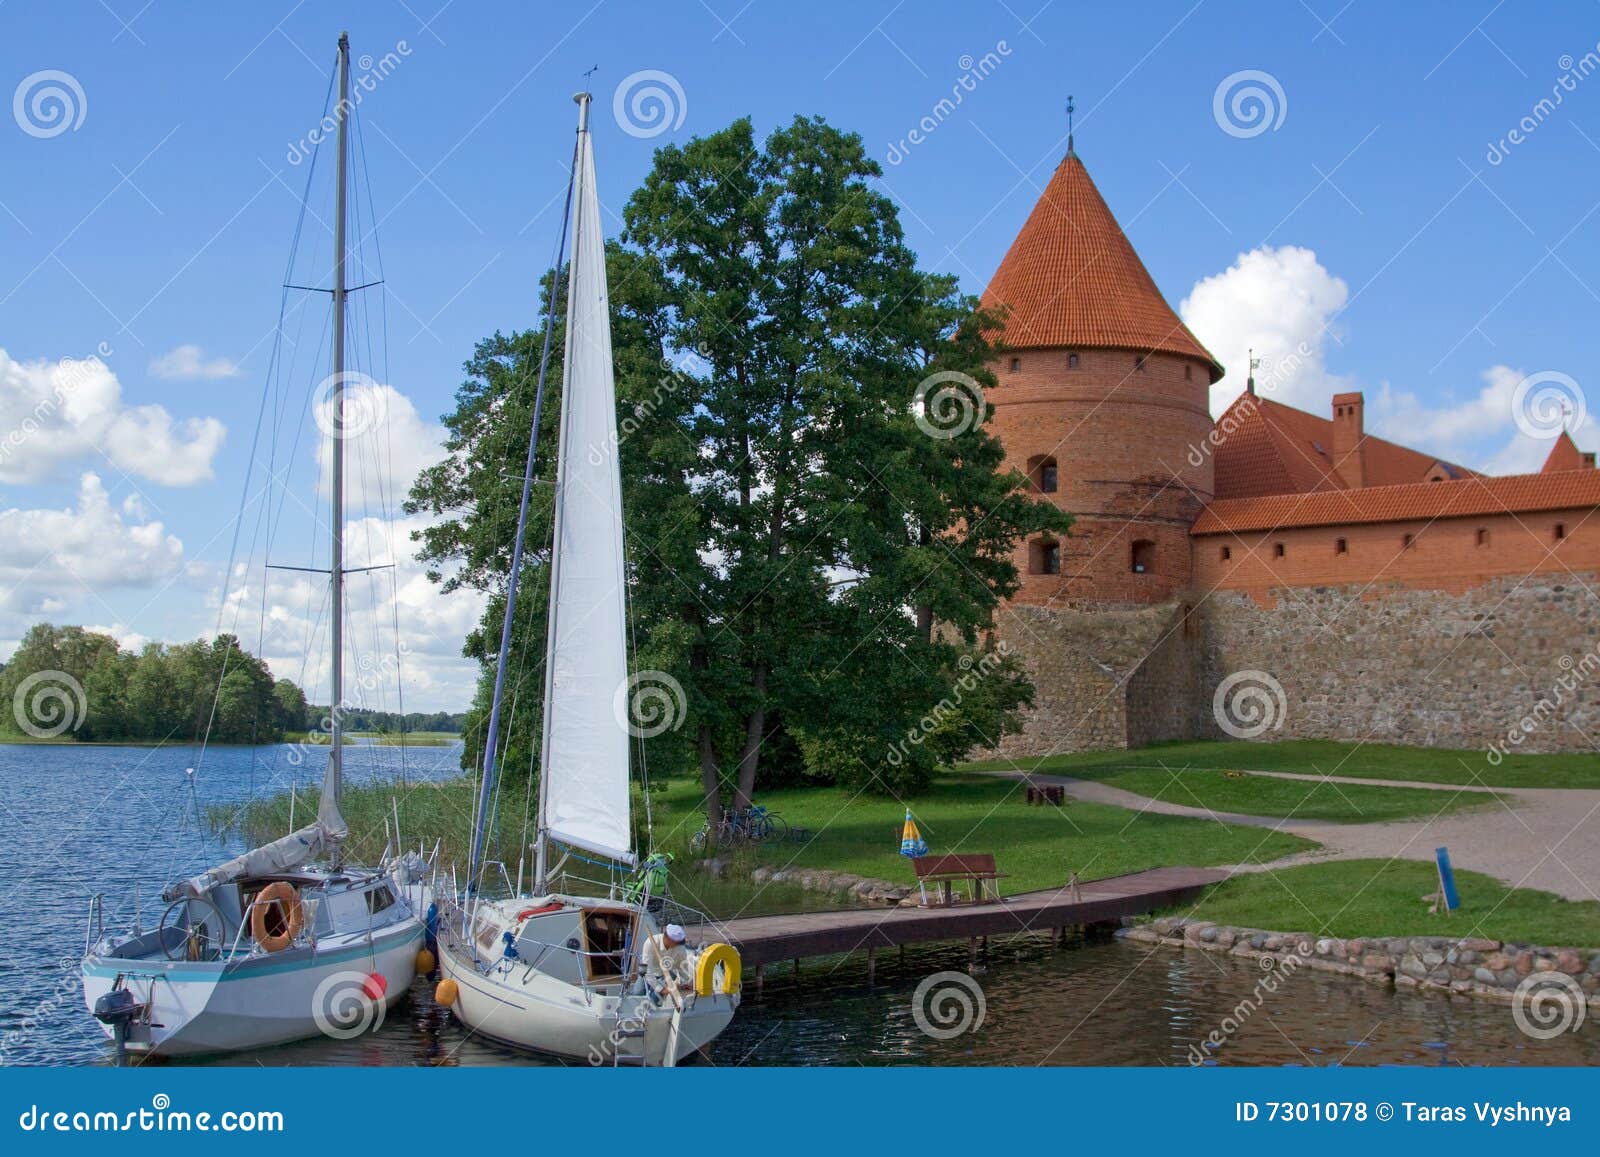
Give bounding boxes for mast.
[466,92,581,892]
[323,30,351,858]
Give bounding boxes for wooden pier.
[687,865,1227,972]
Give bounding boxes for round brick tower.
[981,147,1222,606]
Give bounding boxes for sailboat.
[433,91,740,1066]
[80,33,428,1059]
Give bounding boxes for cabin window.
[1555,523,1567,541]
[366,885,395,915]
[1220,546,1231,561]
[1030,539,1061,576]
[1067,352,1080,369]
[1273,542,1285,558]
[582,909,635,982]
[1476,527,1489,547]
[1131,539,1155,574]
[1009,356,1021,373]
[1335,538,1348,555]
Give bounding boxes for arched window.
[1476,527,1489,547]
[1131,539,1155,574]
[1067,351,1080,369]
[1030,539,1061,576]
[1027,455,1058,493]
[1009,356,1022,373]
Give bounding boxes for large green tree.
[409,115,1067,827]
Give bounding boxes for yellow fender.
[694,942,742,997]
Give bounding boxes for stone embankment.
[1124,916,1600,1006]
[696,858,919,906]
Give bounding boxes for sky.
[1,0,1597,711]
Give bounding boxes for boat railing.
[85,894,103,955]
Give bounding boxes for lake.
[3,742,1596,1067]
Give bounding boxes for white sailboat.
[433,91,740,1066]
[80,33,428,1060]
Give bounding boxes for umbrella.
[899,809,928,858]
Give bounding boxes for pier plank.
[687,866,1227,966]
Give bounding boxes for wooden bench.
[911,854,1009,907]
[1025,784,1065,806]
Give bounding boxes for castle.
[979,145,1600,757]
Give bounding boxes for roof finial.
[1246,348,1259,395]
[1066,95,1075,155]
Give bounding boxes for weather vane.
[1066,95,1075,154]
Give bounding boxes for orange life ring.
[250,881,304,952]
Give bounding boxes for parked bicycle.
[689,805,790,851]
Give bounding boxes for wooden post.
[866,947,876,984]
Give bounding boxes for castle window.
[1131,539,1155,574]
[1555,523,1567,541]
[1030,539,1061,576]
[1476,527,1489,547]
[1273,542,1285,558]
[1067,351,1079,368]
[1135,355,1147,372]
[1184,364,1193,381]
[1038,460,1057,493]
[1402,533,1415,549]
[1220,546,1231,561]
[1009,357,1021,373]
[1335,538,1348,555]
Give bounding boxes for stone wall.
[1124,917,1600,1009]
[1197,574,1600,752]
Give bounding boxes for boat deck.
[686,865,1227,968]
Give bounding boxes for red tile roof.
[980,151,1222,378]
[1211,391,1478,500]
[1193,470,1600,535]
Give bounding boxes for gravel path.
[992,769,1600,903]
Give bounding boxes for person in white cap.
[637,923,690,1006]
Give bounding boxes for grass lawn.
[346,730,463,746]
[649,774,1316,895]
[1000,765,1495,823]
[964,738,1600,791]
[1169,860,1600,948]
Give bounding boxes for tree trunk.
[732,665,767,811]
[698,725,722,833]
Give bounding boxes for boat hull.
[82,923,423,1059]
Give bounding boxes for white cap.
[664,923,686,942]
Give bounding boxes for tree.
[410,114,1067,831]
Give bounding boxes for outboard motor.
[92,986,146,1067]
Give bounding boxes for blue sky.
[1,0,1597,709]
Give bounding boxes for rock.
[1485,952,1510,971]
[750,866,773,884]
[1361,953,1394,973]
[1198,925,1219,943]
[1533,956,1557,973]
[1421,950,1444,967]
[1399,954,1428,980]
[1474,967,1498,985]
[1588,954,1600,976]
[1557,950,1583,975]
[1459,937,1499,952]
[1514,952,1535,976]
[1215,930,1236,949]
[1347,938,1365,956]
[1263,936,1283,951]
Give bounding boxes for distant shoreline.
[0,734,464,748]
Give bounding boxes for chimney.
[1331,391,1365,489]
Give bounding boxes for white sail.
[539,113,634,866]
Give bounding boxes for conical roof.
[980,151,1222,379]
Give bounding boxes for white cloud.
[1180,245,1353,414]
[83,623,153,652]
[1180,247,1594,475]
[0,347,227,486]
[0,472,185,612]
[148,344,240,381]
[314,383,447,511]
